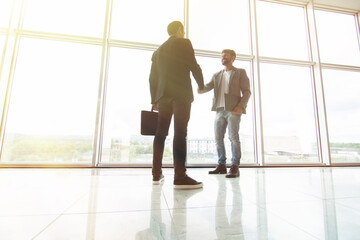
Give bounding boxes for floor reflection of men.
[135,184,166,239]
[171,188,203,239]
[215,177,244,240]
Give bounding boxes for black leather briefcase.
[140,109,158,135]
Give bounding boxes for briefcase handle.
[151,106,158,112]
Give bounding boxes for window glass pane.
[322,69,360,163]
[189,0,250,54]
[1,38,102,163]
[0,35,6,115]
[0,35,5,59]
[193,57,254,164]
[22,0,107,37]
[260,63,318,163]
[101,48,154,164]
[257,1,309,60]
[110,0,183,44]
[315,10,360,66]
[0,0,13,28]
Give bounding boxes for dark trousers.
[152,97,191,179]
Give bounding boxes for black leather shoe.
[225,164,239,178]
[208,164,227,174]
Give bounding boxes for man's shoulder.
[213,67,245,75]
[159,37,193,51]
[233,67,248,78]
[151,47,160,60]
[209,70,222,81]
[233,67,246,72]
[175,38,193,49]
[213,69,223,76]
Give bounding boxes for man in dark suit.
[149,21,204,189]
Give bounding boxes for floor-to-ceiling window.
[322,70,360,163]
[100,48,154,164]
[0,0,105,165]
[259,64,319,163]
[256,1,319,164]
[315,10,360,164]
[0,0,13,122]
[1,38,102,164]
[0,0,359,166]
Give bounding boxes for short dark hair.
[167,21,183,35]
[222,49,236,58]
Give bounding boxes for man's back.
[150,36,204,104]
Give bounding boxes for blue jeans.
[215,110,241,165]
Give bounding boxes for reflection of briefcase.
[140,109,158,135]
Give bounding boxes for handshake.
[197,88,204,94]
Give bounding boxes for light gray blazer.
[202,67,251,114]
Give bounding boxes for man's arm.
[237,69,251,113]
[183,39,204,90]
[198,74,216,94]
[149,52,158,105]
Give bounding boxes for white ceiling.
[314,0,360,11]
[276,0,360,11]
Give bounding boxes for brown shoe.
[152,174,164,185]
[209,164,227,174]
[226,164,239,178]
[174,175,203,189]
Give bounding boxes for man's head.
[167,21,185,38]
[221,49,236,67]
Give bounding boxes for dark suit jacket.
[149,36,204,104]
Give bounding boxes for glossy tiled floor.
[0,167,360,240]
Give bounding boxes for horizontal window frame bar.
[3,163,360,168]
[257,0,308,8]
[96,163,260,168]
[15,29,103,45]
[0,29,8,35]
[195,49,254,61]
[329,162,360,166]
[0,163,93,168]
[321,63,360,72]
[108,39,158,51]
[263,162,326,166]
[259,56,314,67]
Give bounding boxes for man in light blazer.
[198,49,251,178]
[149,21,204,189]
